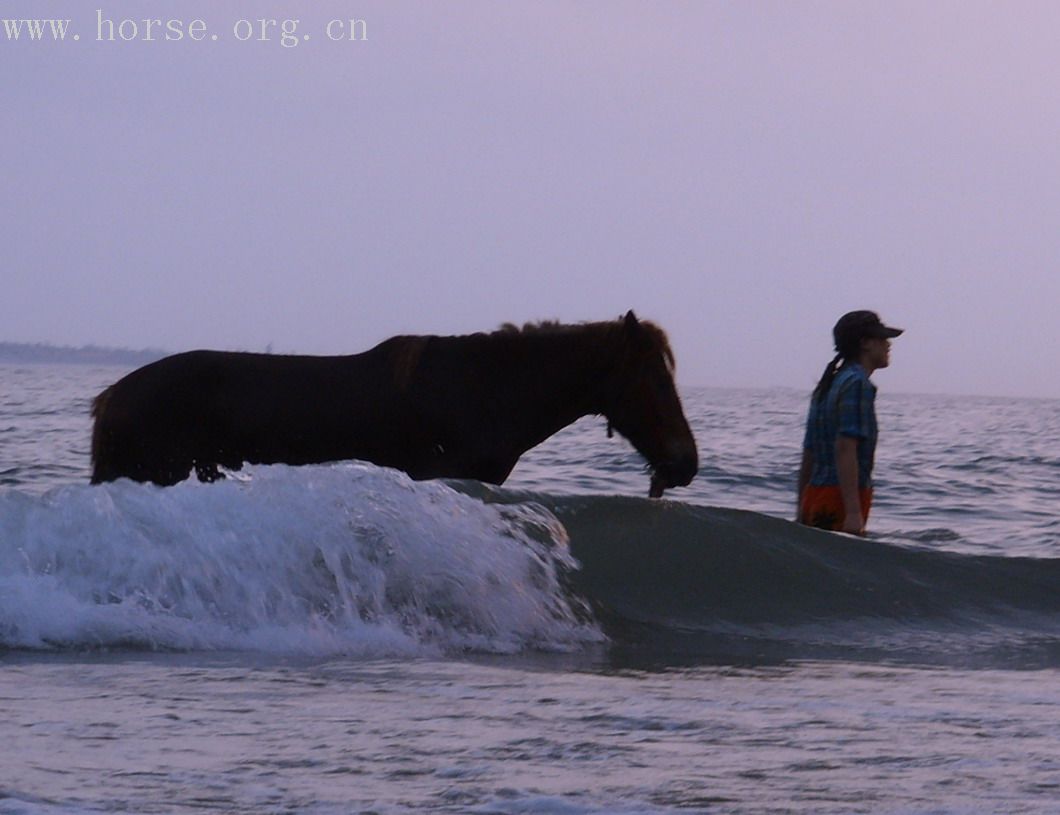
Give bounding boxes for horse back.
[90,348,406,483]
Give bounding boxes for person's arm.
[796,448,813,522]
[835,435,864,534]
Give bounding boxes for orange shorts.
[800,485,873,532]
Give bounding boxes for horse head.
[602,311,699,497]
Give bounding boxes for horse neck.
[491,330,619,445]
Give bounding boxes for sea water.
[1,362,1058,814]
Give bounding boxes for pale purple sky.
[4,2,1060,398]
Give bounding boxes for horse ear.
[623,310,640,331]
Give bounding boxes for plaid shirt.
[803,363,878,488]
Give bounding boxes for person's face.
[862,336,892,369]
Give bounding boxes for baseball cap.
[833,311,904,347]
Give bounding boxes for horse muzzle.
[649,448,699,497]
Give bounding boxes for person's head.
[833,310,903,373]
[813,310,903,401]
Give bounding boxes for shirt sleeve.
[802,404,815,450]
[836,378,871,440]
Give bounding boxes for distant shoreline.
[0,342,167,367]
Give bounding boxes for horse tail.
[89,386,116,484]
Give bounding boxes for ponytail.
[812,353,843,404]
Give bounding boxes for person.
[797,310,903,535]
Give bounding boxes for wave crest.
[0,464,601,655]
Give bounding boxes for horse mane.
[495,318,676,372]
[388,336,428,392]
[378,316,677,399]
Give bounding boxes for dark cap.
[833,311,904,348]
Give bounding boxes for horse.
[90,311,699,496]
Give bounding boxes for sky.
[3,1,1060,398]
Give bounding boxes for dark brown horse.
[90,311,698,496]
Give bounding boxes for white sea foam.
[0,463,602,655]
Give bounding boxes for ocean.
[1,362,1058,814]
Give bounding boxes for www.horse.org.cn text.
[1,11,368,47]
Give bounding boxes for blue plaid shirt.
[803,363,877,488]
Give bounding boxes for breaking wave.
[3,463,1059,666]
[0,464,600,655]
